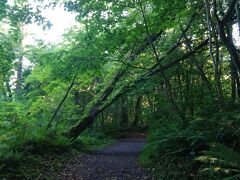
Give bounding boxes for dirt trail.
[54,138,152,180]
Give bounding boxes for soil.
[46,138,152,180]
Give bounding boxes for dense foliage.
[0,0,240,179]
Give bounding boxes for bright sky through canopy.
[24,5,76,45]
[7,0,77,67]
[8,0,76,45]
[7,0,240,47]
[7,0,240,46]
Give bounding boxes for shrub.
[140,110,240,179]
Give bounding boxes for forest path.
[55,138,152,180]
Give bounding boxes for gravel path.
[55,138,152,180]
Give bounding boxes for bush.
[140,110,240,179]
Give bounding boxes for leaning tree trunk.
[63,32,163,139]
[63,11,205,139]
[63,38,208,139]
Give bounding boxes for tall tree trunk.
[139,2,188,123]
[176,67,184,103]
[6,80,12,101]
[231,59,240,101]
[231,60,237,101]
[132,95,142,127]
[15,56,23,94]
[227,24,240,101]
[120,97,128,127]
[146,94,155,114]
[184,62,194,119]
[213,0,240,73]
[204,0,224,108]
[47,72,78,129]
[237,76,240,99]
[74,90,81,106]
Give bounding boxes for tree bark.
[213,0,240,73]
[204,0,224,107]
[120,97,129,127]
[132,95,142,127]
[231,60,237,101]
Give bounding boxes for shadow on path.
[55,138,152,180]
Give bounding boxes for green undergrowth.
[0,129,115,179]
[140,109,240,180]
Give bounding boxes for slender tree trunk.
[100,112,105,130]
[204,0,224,108]
[47,72,78,129]
[15,56,23,94]
[132,95,142,127]
[231,60,237,101]
[139,2,187,123]
[6,80,12,101]
[237,76,240,99]
[120,97,128,127]
[185,61,194,119]
[176,67,184,103]
[228,24,240,101]
[184,34,211,92]
[146,94,154,114]
[74,90,81,105]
